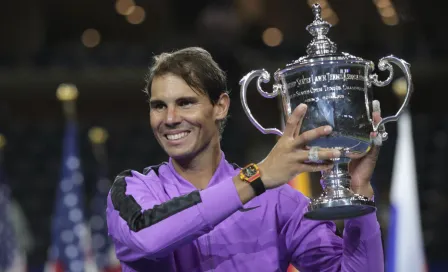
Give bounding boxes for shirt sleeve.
[106,169,243,262]
[279,186,384,272]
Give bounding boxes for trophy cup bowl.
[239,4,413,220]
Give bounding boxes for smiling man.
[106,47,384,272]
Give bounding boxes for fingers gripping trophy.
[239,4,413,220]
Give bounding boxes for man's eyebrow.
[176,96,198,101]
[149,99,164,106]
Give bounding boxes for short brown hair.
[144,47,229,134]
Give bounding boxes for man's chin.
[165,147,195,161]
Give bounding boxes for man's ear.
[214,93,230,121]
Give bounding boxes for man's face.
[149,73,229,160]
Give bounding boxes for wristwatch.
[239,163,266,196]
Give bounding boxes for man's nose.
[165,106,181,125]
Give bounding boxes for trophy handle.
[369,55,413,134]
[239,69,283,136]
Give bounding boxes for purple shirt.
[106,152,384,271]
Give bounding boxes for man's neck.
[171,139,222,190]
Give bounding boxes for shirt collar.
[166,151,236,189]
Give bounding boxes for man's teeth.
[166,132,189,140]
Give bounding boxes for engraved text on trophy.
[284,65,373,144]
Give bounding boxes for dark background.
[1,0,447,270]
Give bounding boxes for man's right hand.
[257,104,341,190]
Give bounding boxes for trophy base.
[303,161,376,220]
[304,194,376,220]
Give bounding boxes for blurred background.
[0,0,447,271]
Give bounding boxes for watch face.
[243,165,258,177]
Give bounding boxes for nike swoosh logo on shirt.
[238,205,261,212]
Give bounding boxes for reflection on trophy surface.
[239,3,413,220]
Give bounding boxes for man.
[107,47,384,271]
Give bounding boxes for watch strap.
[249,178,266,196]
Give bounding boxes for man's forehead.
[150,88,202,100]
[150,77,206,100]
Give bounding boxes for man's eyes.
[151,103,166,110]
[150,99,197,110]
[178,99,196,108]
[178,100,192,107]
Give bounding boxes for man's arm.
[279,187,384,272]
[107,169,255,262]
[107,105,344,263]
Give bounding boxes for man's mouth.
[165,131,190,141]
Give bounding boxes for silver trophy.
[239,4,413,220]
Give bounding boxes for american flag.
[0,150,17,271]
[46,120,88,272]
[89,151,120,272]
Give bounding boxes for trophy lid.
[281,3,368,69]
[305,3,337,56]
